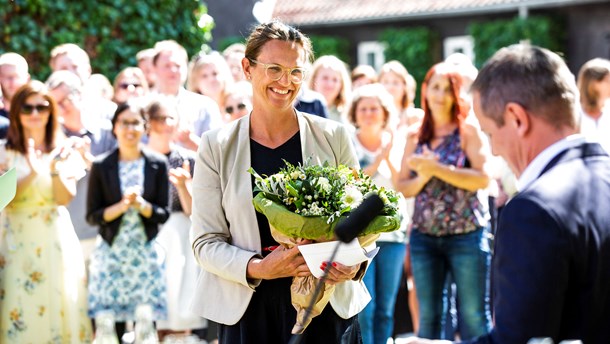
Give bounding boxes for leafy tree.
[380,27,437,107]
[308,35,350,64]
[469,16,564,68]
[0,0,213,81]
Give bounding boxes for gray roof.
[272,0,610,27]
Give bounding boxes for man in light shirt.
[152,40,222,150]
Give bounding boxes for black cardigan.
[86,147,170,245]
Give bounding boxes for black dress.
[218,132,362,344]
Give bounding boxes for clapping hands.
[25,138,73,176]
[169,159,192,188]
[407,145,439,177]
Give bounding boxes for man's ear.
[505,102,530,137]
[242,57,252,80]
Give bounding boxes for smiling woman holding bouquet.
[190,21,368,343]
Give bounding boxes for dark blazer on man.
[469,142,610,344]
[86,147,170,245]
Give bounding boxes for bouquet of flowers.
[249,160,401,333]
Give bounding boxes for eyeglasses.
[117,120,144,130]
[21,103,51,115]
[150,115,176,123]
[248,58,307,83]
[119,82,142,90]
[225,103,247,114]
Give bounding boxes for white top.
[351,131,411,243]
[579,105,610,153]
[517,134,586,192]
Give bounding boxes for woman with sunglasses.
[112,67,149,105]
[86,100,170,341]
[0,80,92,342]
[222,82,253,123]
[190,20,368,343]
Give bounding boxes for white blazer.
[189,112,371,325]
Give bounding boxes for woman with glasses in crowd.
[86,100,170,341]
[190,20,368,343]
[0,80,92,343]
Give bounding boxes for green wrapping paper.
[253,193,401,240]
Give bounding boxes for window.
[357,41,386,71]
[443,35,475,62]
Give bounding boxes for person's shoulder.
[174,145,196,160]
[142,147,168,163]
[297,88,326,103]
[180,88,215,105]
[92,148,118,167]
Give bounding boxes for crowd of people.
[0,19,609,344]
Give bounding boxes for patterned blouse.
[411,129,488,236]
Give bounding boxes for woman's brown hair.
[418,62,467,144]
[6,80,61,154]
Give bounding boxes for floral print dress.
[0,150,92,343]
[87,157,167,321]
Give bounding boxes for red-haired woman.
[396,62,492,340]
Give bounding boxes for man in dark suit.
[406,44,610,344]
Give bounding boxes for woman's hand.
[48,142,73,175]
[247,241,313,280]
[25,138,45,175]
[407,146,439,177]
[321,261,361,285]
[169,159,192,188]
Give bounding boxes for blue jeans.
[410,227,492,340]
[359,241,407,344]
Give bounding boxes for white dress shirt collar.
[517,134,586,192]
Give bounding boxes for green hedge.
[469,15,564,68]
[380,27,437,106]
[308,35,350,64]
[0,0,213,82]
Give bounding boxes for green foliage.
[218,36,247,53]
[308,35,350,64]
[380,27,437,106]
[469,15,565,68]
[0,0,214,82]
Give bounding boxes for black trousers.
[219,277,362,344]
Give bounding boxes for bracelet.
[50,171,60,177]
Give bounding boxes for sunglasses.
[21,103,51,115]
[225,103,247,114]
[119,82,142,90]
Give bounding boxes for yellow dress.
[0,150,92,343]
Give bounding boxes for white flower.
[316,177,331,193]
[341,185,363,208]
[290,171,301,180]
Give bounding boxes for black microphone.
[335,193,384,243]
[288,193,384,344]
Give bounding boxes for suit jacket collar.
[235,111,341,168]
[540,141,608,176]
